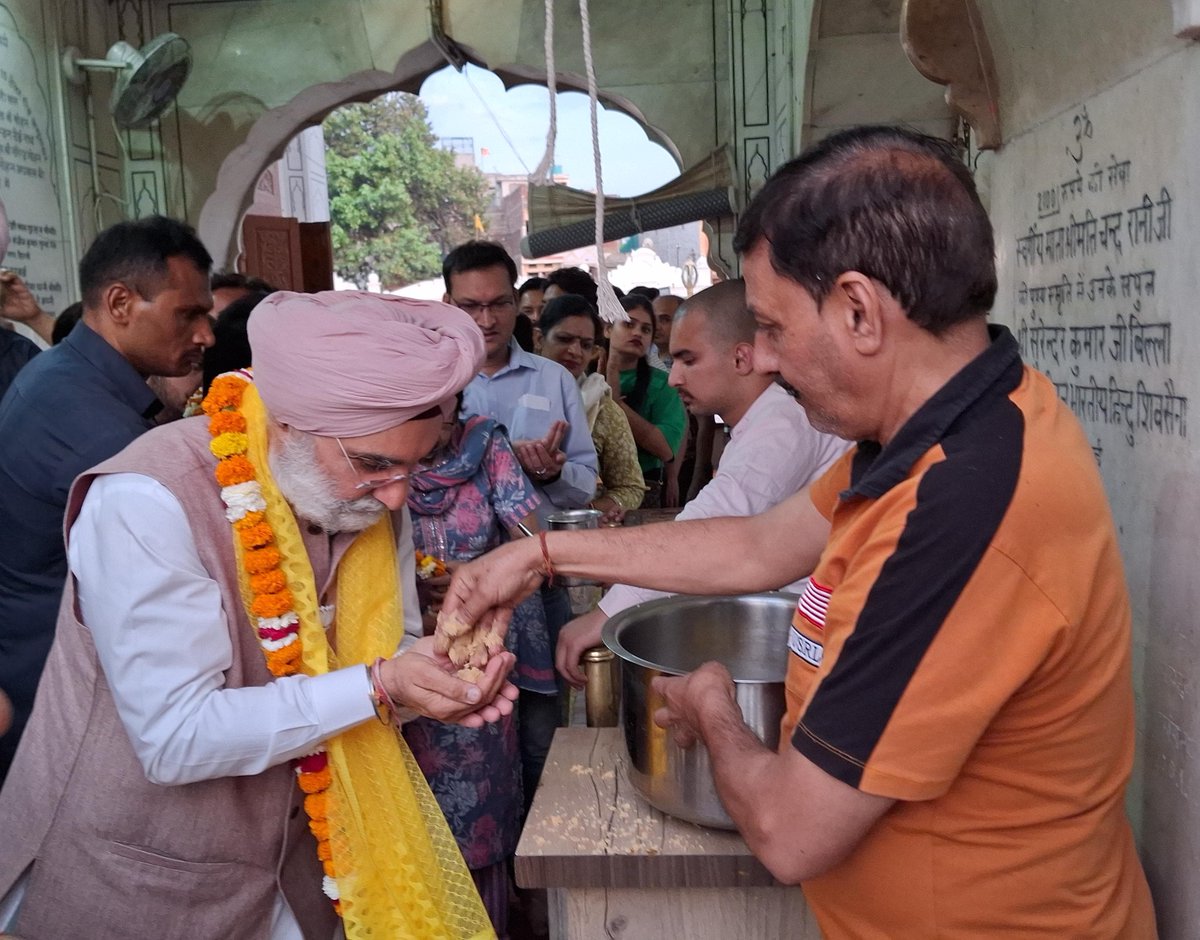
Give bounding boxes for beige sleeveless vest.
[0,418,356,940]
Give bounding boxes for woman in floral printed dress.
[404,398,544,939]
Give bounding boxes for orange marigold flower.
[252,589,294,618]
[209,432,249,459]
[305,792,328,819]
[265,645,301,676]
[215,455,255,487]
[316,838,332,861]
[201,376,246,415]
[332,901,342,916]
[250,570,287,595]
[323,859,337,879]
[238,522,274,550]
[234,511,266,532]
[308,818,330,842]
[208,411,247,436]
[243,546,281,574]
[298,766,332,794]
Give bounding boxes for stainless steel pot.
[545,509,603,585]
[602,592,796,829]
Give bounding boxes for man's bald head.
[673,280,754,351]
[652,294,683,349]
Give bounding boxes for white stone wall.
[988,39,1200,937]
[0,0,78,320]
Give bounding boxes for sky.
[419,64,681,197]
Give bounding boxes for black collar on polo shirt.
[842,324,1024,501]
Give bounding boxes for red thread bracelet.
[369,657,403,725]
[538,531,556,588]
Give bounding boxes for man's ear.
[532,326,544,353]
[103,282,137,326]
[442,291,452,304]
[833,272,884,356]
[732,341,756,376]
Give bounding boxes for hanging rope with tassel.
[530,0,557,183]
[532,0,627,323]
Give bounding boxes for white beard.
[269,433,387,534]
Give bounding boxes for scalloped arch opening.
[198,42,682,268]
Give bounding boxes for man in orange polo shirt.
[443,125,1156,937]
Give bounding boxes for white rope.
[579,0,626,323]
[530,0,557,183]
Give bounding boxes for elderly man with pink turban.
[0,291,515,940]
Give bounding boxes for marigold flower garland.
[203,371,340,912]
[415,550,448,580]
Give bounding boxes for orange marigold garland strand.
[203,370,340,910]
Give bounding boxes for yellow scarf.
[235,384,494,939]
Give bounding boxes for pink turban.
[248,290,484,436]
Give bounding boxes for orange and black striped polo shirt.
[784,326,1155,938]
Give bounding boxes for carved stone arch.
[198,40,683,269]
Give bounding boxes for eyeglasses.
[335,437,410,491]
[453,298,516,317]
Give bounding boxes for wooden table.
[515,727,823,939]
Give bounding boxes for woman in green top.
[605,294,686,504]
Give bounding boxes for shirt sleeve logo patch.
[797,578,833,631]
[788,625,824,668]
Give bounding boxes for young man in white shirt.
[556,279,849,683]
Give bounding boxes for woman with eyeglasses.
[604,294,686,507]
[402,394,545,937]
[534,295,646,523]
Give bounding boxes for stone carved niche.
[900,0,1002,148]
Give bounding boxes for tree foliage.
[323,93,489,288]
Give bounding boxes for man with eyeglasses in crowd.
[442,240,599,813]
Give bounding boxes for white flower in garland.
[258,612,299,632]
[261,633,300,652]
[322,874,340,901]
[221,480,267,522]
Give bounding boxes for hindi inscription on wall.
[0,7,70,314]
[1009,106,1186,463]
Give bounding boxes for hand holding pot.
[652,662,739,749]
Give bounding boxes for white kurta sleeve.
[70,473,376,786]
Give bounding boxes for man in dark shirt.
[0,329,38,403]
[0,269,55,401]
[0,216,213,780]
